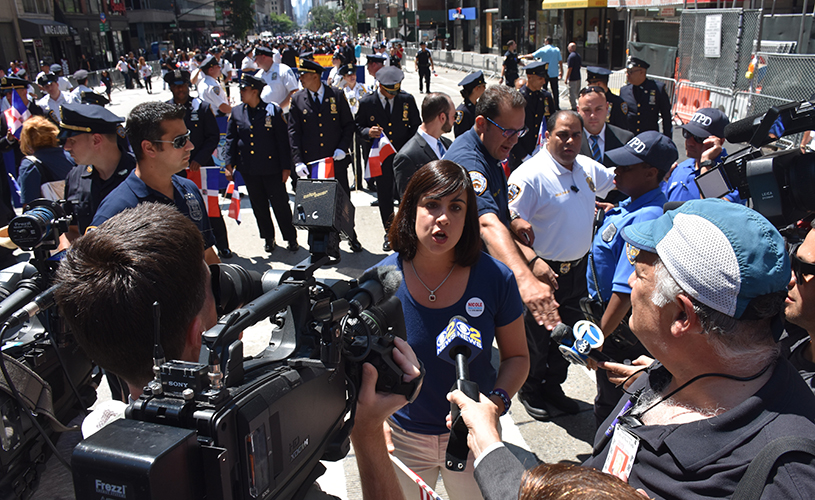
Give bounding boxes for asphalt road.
[52,64,612,499]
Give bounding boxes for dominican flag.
[225,181,241,224]
[530,117,548,157]
[364,135,396,180]
[4,91,30,140]
[501,158,510,179]
[309,157,335,179]
[186,166,221,218]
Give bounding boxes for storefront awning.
[541,0,607,9]
[18,18,71,38]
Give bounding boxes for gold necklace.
[410,260,455,302]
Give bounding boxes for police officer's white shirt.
[221,58,233,79]
[256,63,298,112]
[241,57,258,72]
[508,149,615,262]
[198,74,228,115]
[584,124,607,157]
[69,85,94,100]
[57,76,72,92]
[37,91,71,117]
[341,82,366,115]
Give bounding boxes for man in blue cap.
[620,57,672,137]
[508,61,554,170]
[454,70,486,138]
[663,107,740,203]
[363,53,387,93]
[586,130,677,426]
[449,198,815,500]
[586,66,628,130]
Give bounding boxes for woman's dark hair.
[388,160,481,267]
[519,463,644,499]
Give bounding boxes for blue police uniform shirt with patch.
[588,187,667,303]
[663,154,743,204]
[443,127,509,225]
[91,171,216,248]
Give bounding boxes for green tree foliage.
[307,5,338,33]
[338,0,360,36]
[269,12,295,33]
[228,0,255,39]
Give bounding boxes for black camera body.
[70,180,418,500]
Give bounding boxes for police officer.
[289,59,363,253]
[166,68,233,259]
[501,40,522,88]
[69,70,93,100]
[59,103,136,238]
[36,73,71,119]
[587,131,677,427]
[509,61,554,170]
[363,53,387,93]
[355,66,421,251]
[454,70,486,137]
[253,46,298,113]
[619,57,672,137]
[78,91,109,106]
[414,41,434,94]
[198,55,232,117]
[585,66,628,131]
[223,74,298,254]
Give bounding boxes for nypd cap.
[80,91,110,107]
[0,76,30,90]
[164,69,191,86]
[199,55,220,72]
[37,73,58,87]
[586,66,612,81]
[458,70,485,90]
[58,102,124,140]
[240,73,266,91]
[524,61,549,77]
[605,130,678,173]
[299,58,324,74]
[626,57,650,70]
[376,66,403,93]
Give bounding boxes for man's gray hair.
[650,258,781,368]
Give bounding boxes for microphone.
[348,265,403,317]
[436,316,482,472]
[571,185,579,193]
[4,283,61,330]
[0,262,41,327]
[552,320,613,366]
[724,100,815,145]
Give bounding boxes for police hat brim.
[604,147,643,168]
[679,121,712,140]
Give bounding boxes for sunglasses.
[485,117,528,139]
[682,129,707,143]
[153,130,191,149]
[579,85,605,96]
[791,242,815,284]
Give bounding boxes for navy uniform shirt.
[223,102,290,176]
[662,156,743,204]
[453,99,476,138]
[620,78,672,137]
[606,90,629,131]
[170,97,220,167]
[444,128,509,225]
[289,83,355,164]
[511,85,555,163]
[587,187,666,303]
[91,171,216,249]
[503,51,520,79]
[64,148,136,234]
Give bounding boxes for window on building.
[58,0,81,13]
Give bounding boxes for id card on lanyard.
[602,424,640,482]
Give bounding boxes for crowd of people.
[5,32,814,500]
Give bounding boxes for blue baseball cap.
[604,131,678,174]
[680,107,730,139]
[621,199,789,320]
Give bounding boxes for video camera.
[70,179,420,500]
[0,199,97,499]
[696,100,815,227]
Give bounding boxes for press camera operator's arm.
[351,337,421,500]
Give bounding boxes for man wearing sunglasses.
[91,101,221,266]
[784,228,815,394]
[663,107,742,203]
[619,57,672,137]
[507,110,617,419]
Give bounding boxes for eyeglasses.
[579,85,605,96]
[485,117,528,139]
[790,242,815,284]
[153,130,191,149]
[682,129,707,144]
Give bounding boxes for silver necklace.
[410,260,455,302]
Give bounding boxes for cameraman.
[50,202,420,499]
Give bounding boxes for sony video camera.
[70,179,420,500]
[695,100,815,227]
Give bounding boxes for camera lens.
[8,206,57,250]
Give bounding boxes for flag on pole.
[225,181,241,224]
[364,135,396,180]
[4,91,31,140]
[309,157,335,179]
[185,166,221,217]
[530,116,548,157]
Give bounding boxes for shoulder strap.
[731,436,815,500]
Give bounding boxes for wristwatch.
[699,159,717,170]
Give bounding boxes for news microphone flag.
[309,157,335,179]
[225,181,241,224]
[185,166,221,218]
[4,91,30,140]
[364,135,396,180]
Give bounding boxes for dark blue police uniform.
[620,79,672,137]
[443,127,509,225]
[509,83,554,170]
[605,90,629,130]
[453,99,476,138]
[63,149,135,234]
[91,171,216,249]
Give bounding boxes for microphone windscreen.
[550,323,574,346]
[724,114,762,144]
[375,265,403,297]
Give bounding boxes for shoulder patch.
[507,182,521,203]
[620,102,628,115]
[116,125,125,138]
[455,110,463,125]
[469,171,488,196]
[213,86,220,95]
[626,242,640,265]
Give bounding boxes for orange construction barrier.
[673,81,712,124]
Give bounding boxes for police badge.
[265,115,272,128]
[560,262,571,275]
[185,193,203,222]
[585,175,596,192]
[330,97,337,114]
[626,242,640,264]
[649,90,656,105]
[455,110,463,125]
[350,97,357,107]
[402,103,409,121]
[621,102,628,115]
[271,72,278,80]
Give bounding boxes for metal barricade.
[673,80,736,124]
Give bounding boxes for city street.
[66,63,603,498]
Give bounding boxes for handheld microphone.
[4,283,61,330]
[552,320,613,366]
[436,316,482,472]
[348,265,402,317]
[724,100,815,146]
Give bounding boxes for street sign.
[99,23,106,32]
[100,12,106,23]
